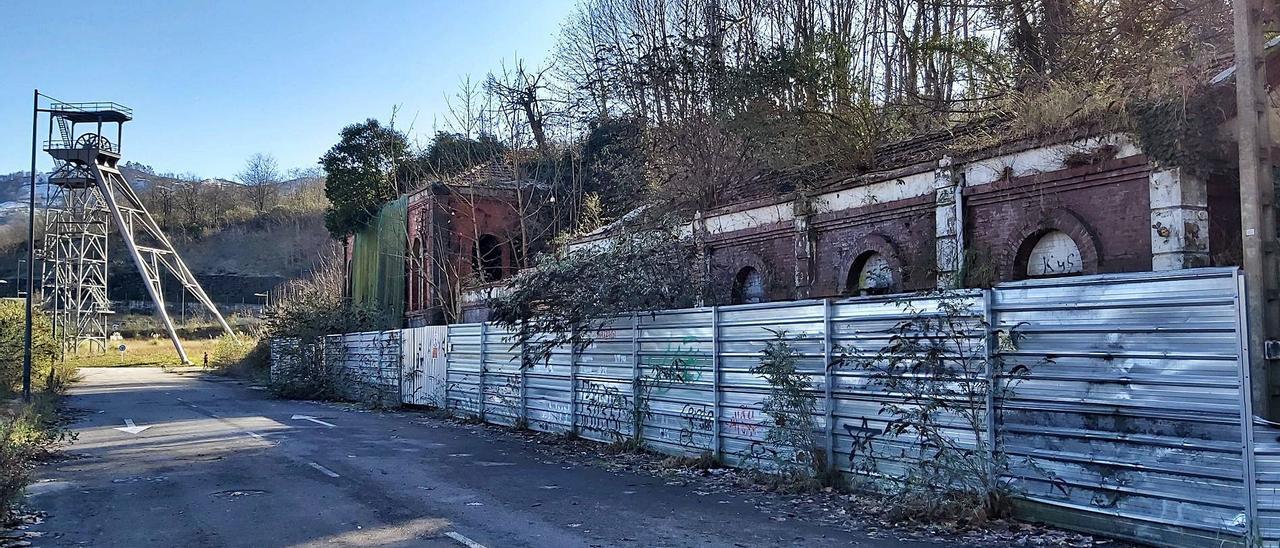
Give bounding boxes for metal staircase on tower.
[38,100,232,364]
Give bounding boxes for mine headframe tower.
[38,99,232,364]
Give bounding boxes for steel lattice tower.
[37,100,232,363]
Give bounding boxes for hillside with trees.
[0,155,334,302]
[318,0,1242,248]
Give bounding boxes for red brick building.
[570,129,1245,306]
[402,162,546,326]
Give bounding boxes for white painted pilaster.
[1149,167,1210,270]
[934,157,962,288]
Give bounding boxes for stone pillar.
[691,210,711,306]
[933,157,962,288]
[1149,167,1209,270]
[792,194,816,299]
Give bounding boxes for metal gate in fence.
[401,325,448,407]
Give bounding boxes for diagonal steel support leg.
[94,167,189,364]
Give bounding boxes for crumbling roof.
[1210,35,1280,85]
[447,159,518,187]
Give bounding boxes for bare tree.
[486,60,556,158]
[238,153,282,215]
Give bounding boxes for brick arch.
[1003,208,1101,280]
[716,250,773,303]
[836,234,903,294]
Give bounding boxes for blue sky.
[0,0,575,178]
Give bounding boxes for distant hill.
[0,171,52,209]
[0,165,334,305]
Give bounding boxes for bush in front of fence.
[841,289,1035,524]
[262,248,382,401]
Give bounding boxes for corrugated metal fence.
[322,330,401,407]
[308,267,1270,547]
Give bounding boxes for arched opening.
[1023,230,1083,278]
[731,266,766,304]
[473,234,504,282]
[846,251,895,295]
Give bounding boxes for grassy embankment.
[0,300,75,522]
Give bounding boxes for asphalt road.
[29,367,954,547]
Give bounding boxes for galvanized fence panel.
[338,267,1262,548]
[638,308,716,456]
[828,293,987,482]
[445,323,483,417]
[401,326,448,407]
[573,316,638,444]
[716,301,827,471]
[1252,420,1279,544]
[481,323,524,427]
[323,329,401,407]
[525,331,573,433]
[991,269,1253,547]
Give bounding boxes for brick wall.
[703,154,1177,301]
[705,224,796,302]
[811,194,936,295]
[964,155,1152,280]
[405,185,527,324]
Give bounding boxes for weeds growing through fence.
[839,290,1032,524]
[749,330,830,489]
[261,250,381,402]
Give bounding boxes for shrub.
[750,331,828,487]
[208,333,267,379]
[840,290,1031,524]
[0,395,74,520]
[262,248,378,399]
[490,224,701,366]
[0,299,62,396]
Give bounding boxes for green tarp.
[350,197,406,327]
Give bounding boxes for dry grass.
[64,337,221,368]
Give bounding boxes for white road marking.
[474,461,515,467]
[114,419,152,435]
[291,414,336,427]
[445,531,487,548]
[307,462,340,478]
[245,432,265,440]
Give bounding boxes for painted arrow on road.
[291,415,336,427]
[114,419,151,435]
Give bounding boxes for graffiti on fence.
[577,379,631,438]
[844,417,883,476]
[678,403,715,448]
[644,336,706,393]
[726,409,759,437]
[488,374,522,413]
[743,440,778,470]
